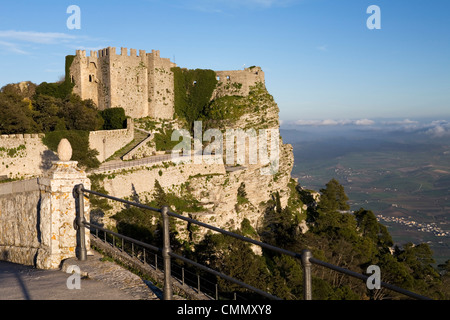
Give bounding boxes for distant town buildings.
[376,214,450,237]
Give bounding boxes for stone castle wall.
[214,66,265,98]
[0,121,136,178]
[70,47,176,120]
[70,47,265,120]
[88,118,135,162]
[0,133,56,180]
[147,50,176,119]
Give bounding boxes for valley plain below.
[281,119,450,265]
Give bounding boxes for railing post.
[75,184,87,261]
[161,205,173,300]
[301,249,312,300]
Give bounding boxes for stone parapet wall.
[0,133,56,180]
[0,160,91,270]
[0,179,41,266]
[89,118,134,162]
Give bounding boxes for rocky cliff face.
[91,81,299,242]
[186,82,296,238]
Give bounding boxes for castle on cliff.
[69,47,265,119]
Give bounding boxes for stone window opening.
[216,76,220,81]
[89,75,93,82]
[226,75,231,81]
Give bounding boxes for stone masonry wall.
[214,67,265,98]
[0,160,91,269]
[109,48,149,118]
[0,179,41,266]
[88,118,134,162]
[0,133,56,180]
[70,47,176,120]
[147,50,176,119]
[0,123,137,179]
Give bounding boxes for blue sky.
[0,0,449,123]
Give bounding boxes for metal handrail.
[74,184,432,301]
[87,222,242,300]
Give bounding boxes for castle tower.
[214,66,265,99]
[147,50,177,119]
[69,47,176,120]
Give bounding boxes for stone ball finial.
[57,138,72,162]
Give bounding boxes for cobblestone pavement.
[0,251,167,300]
[60,251,163,300]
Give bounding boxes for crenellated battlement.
[76,47,154,59]
[70,46,264,121]
[0,133,45,140]
[70,46,176,119]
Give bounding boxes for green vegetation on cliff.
[172,67,217,129]
[0,72,127,168]
[107,177,450,300]
[34,55,75,100]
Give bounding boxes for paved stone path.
[0,251,163,300]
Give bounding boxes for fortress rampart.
[89,118,134,162]
[214,66,265,98]
[70,47,176,119]
[70,47,265,120]
[0,133,54,180]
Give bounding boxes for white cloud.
[0,40,29,55]
[293,119,375,126]
[0,30,100,56]
[179,0,299,12]
[0,30,77,45]
[355,119,375,126]
[382,119,419,125]
[425,120,450,138]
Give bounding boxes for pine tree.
[317,178,350,213]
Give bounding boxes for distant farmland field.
[282,129,450,265]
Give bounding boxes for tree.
[438,260,450,299]
[0,92,39,134]
[100,107,127,130]
[42,130,100,169]
[194,232,269,298]
[60,95,103,131]
[317,178,350,214]
[32,94,64,132]
[354,208,393,251]
[152,179,168,207]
